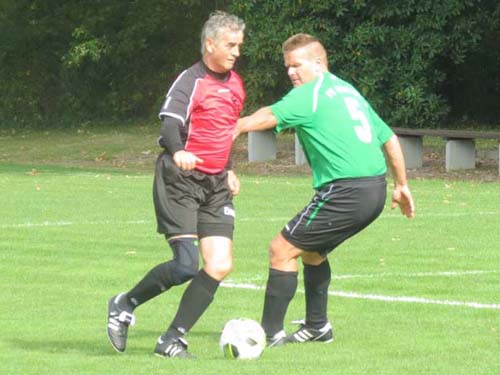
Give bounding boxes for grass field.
[1,126,499,374]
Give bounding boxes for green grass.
[0,123,159,173]
[1,166,500,374]
[1,126,500,374]
[423,136,498,151]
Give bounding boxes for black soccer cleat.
[286,321,334,344]
[107,293,136,353]
[154,335,195,359]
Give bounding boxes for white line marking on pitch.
[329,290,500,310]
[238,211,500,221]
[0,220,150,229]
[221,281,500,310]
[222,270,500,282]
[331,269,500,280]
[3,209,500,229]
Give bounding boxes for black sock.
[126,260,177,307]
[115,293,135,313]
[261,268,298,337]
[167,269,220,336]
[304,261,331,329]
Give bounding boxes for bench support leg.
[248,130,277,162]
[295,134,307,165]
[397,136,423,169]
[445,139,475,171]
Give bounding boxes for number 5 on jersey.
[343,97,372,144]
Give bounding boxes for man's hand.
[227,170,240,196]
[391,184,415,218]
[173,150,203,170]
[233,107,278,140]
[233,119,243,140]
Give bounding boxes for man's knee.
[269,234,302,270]
[301,252,327,266]
[168,237,199,284]
[169,263,198,285]
[200,235,233,280]
[205,257,233,280]
[215,258,233,277]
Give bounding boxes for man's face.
[204,29,244,73]
[284,46,320,87]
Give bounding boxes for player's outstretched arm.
[234,107,278,139]
[383,134,415,218]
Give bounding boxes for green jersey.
[270,72,394,189]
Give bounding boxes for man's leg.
[155,236,233,358]
[126,237,199,306]
[261,269,298,343]
[284,257,334,344]
[302,256,331,329]
[261,234,303,345]
[107,236,198,353]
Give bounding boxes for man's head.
[201,11,245,73]
[282,33,328,87]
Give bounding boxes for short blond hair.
[282,33,328,67]
[282,33,319,54]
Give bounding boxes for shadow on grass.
[8,337,120,357]
[7,330,220,357]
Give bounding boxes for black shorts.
[153,153,235,239]
[281,175,387,256]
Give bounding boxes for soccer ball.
[219,318,266,359]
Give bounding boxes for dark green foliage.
[440,0,500,125]
[230,0,499,128]
[0,0,224,128]
[0,0,498,128]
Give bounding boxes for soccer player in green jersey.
[235,33,415,346]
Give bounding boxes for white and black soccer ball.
[219,318,266,359]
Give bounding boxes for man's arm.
[159,117,184,155]
[229,107,278,193]
[234,107,278,139]
[383,134,415,218]
[159,116,202,170]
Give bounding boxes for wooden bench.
[393,127,500,174]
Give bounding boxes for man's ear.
[314,60,321,74]
[205,37,214,54]
[315,58,325,74]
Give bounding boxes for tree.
[1,1,498,128]
[230,0,495,128]
[439,0,500,124]
[0,0,225,127]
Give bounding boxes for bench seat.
[246,128,500,175]
[393,127,500,174]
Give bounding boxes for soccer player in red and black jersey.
[107,11,246,359]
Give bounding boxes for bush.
[0,0,219,128]
[230,0,496,128]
